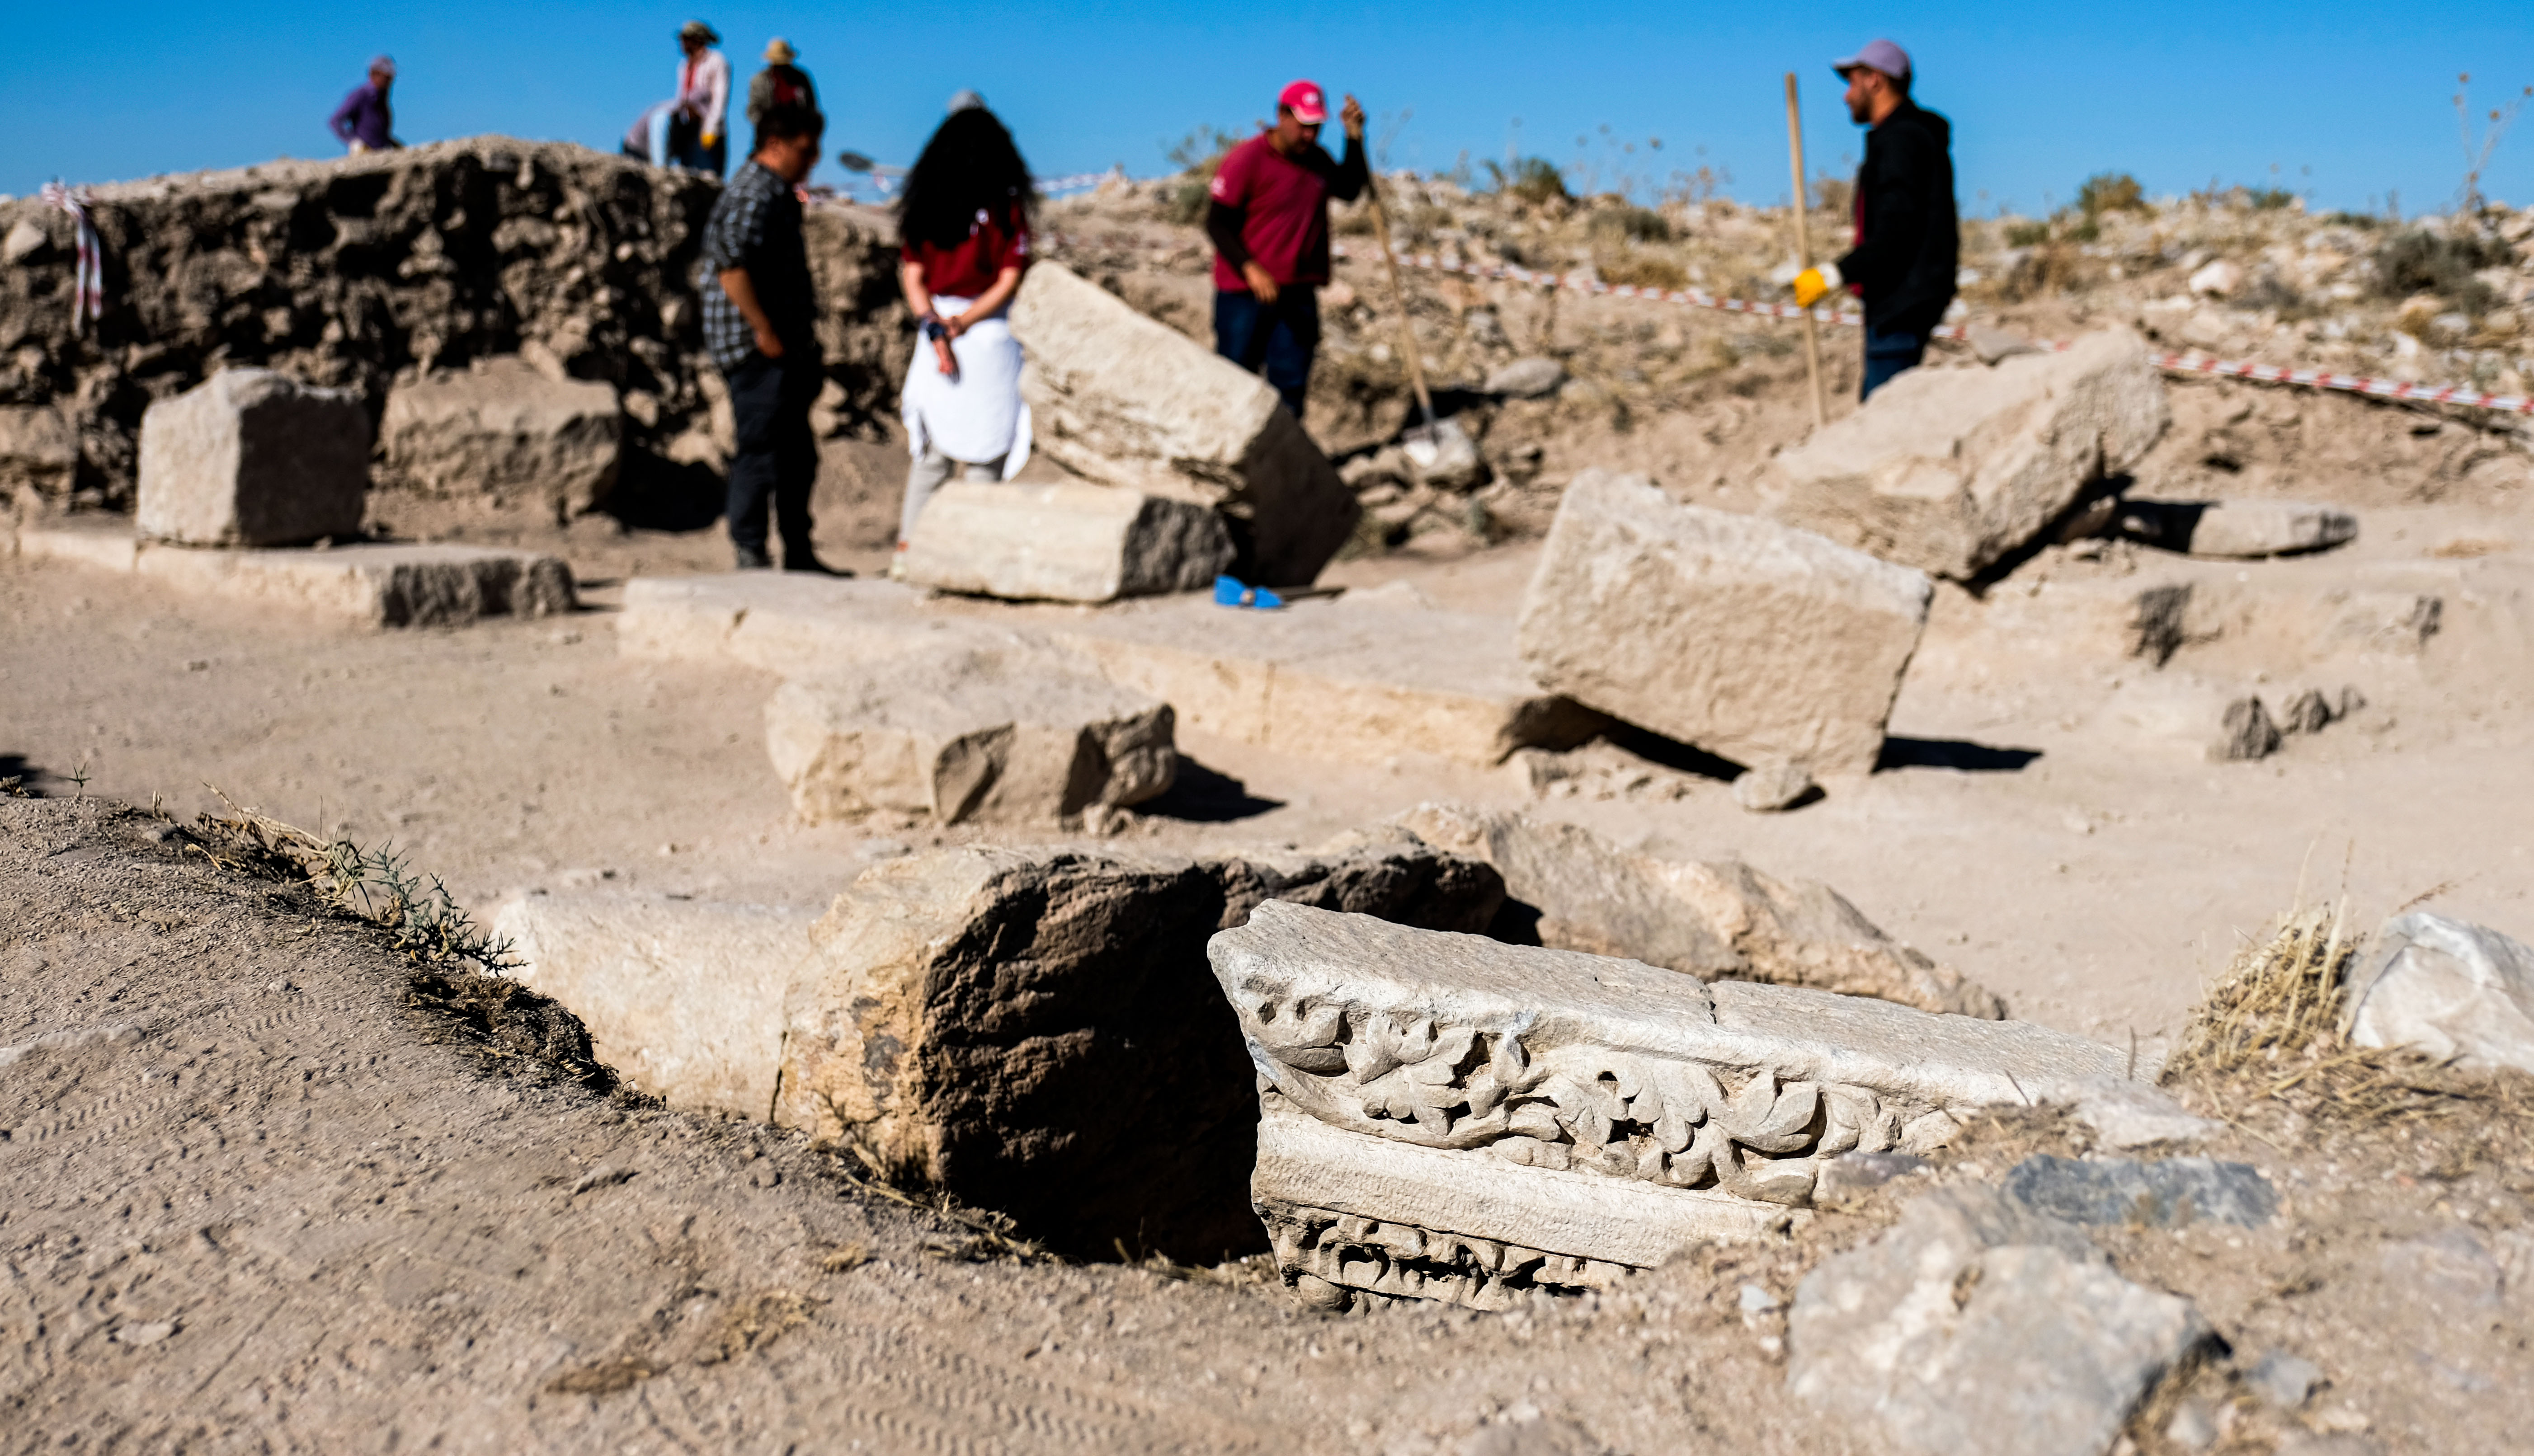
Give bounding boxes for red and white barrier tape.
[37,182,102,334]
[1047,228,2532,417]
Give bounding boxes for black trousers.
[723,349,820,559]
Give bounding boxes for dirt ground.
[5,798,2528,1454]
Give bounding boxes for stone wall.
[0,137,908,507]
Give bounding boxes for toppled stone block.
[0,404,77,496]
[1788,1185,2208,1456]
[1212,902,2124,1307]
[378,356,622,517]
[772,837,1507,1257]
[1517,470,1930,776]
[1009,261,1360,586]
[12,520,573,625]
[1397,803,2001,1018]
[763,647,1177,826]
[898,479,1232,603]
[2347,911,2534,1075]
[136,368,371,546]
[493,891,817,1119]
[2004,1155,2277,1228]
[1761,329,2170,579]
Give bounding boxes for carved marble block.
[1210,902,2126,1310]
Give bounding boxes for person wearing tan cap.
[748,39,819,141]
[672,20,732,176]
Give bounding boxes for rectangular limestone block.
[1050,594,1606,768]
[137,368,372,546]
[13,523,573,626]
[378,356,622,516]
[1009,261,1360,587]
[1210,902,2124,1307]
[616,573,1022,672]
[771,837,1507,1258]
[492,891,819,1119]
[0,404,79,496]
[1761,329,2169,579]
[900,479,1233,603]
[764,646,1177,825]
[1517,470,1930,775]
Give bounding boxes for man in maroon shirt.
[1205,80,1367,421]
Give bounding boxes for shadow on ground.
[1140,760,1283,823]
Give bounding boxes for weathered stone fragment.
[1731,759,1814,813]
[2214,695,2283,761]
[0,404,77,496]
[771,838,1507,1257]
[2190,498,2357,559]
[763,648,1177,826]
[1212,902,2124,1307]
[898,479,1233,602]
[1484,356,1567,399]
[1760,329,2170,579]
[378,356,622,517]
[2064,1075,2219,1149]
[136,368,370,546]
[1516,470,1931,776]
[1397,803,2002,1017]
[1009,260,1359,585]
[11,519,573,625]
[2005,1155,2277,1228]
[1787,1185,2209,1456]
[493,891,818,1119]
[2347,911,2534,1075]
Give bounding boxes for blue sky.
[4,3,2529,217]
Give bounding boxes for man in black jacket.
[1793,39,1959,399]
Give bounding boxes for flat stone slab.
[11,520,575,626]
[899,480,1232,603]
[764,645,1177,825]
[617,573,1601,768]
[492,891,818,1120]
[2003,1155,2277,1228]
[1210,902,2124,1308]
[1047,594,1605,767]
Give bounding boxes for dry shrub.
[1595,249,1689,292]
[2162,907,2482,1123]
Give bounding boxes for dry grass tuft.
[2162,906,2479,1123]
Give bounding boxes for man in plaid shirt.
[700,102,839,572]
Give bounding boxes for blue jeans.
[1214,287,1320,420]
[1861,323,1931,400]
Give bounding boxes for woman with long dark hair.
[893,94,1038,559]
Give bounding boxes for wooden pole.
[1361,175,1437,431]
[1785,72,1830,429]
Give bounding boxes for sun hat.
[1830,38,1911,82]
[764,38,797,64]
[947,89,985,114]
[1277,80,1328,125]
[678,20,720,44]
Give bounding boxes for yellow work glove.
[1792,262,1842,309]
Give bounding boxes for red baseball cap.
[1278,80,1328,125]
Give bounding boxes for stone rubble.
[1760,329,2171,580]
[1008,260,1359,586]
[896,479,1232,603]
[2346,911,2534,1075]
[762,645,1177,826]
[1211,901,2122,1308]
[1787,1184,2209,1456]
[377,356,623,519]
[136,369,371,547]
[2065,1075,2222,1149]
[1517,469,1931,777]
[1397,803,2004,1018]
[2003,1154,2279,1228]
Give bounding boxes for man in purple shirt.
[329,56,400,154]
